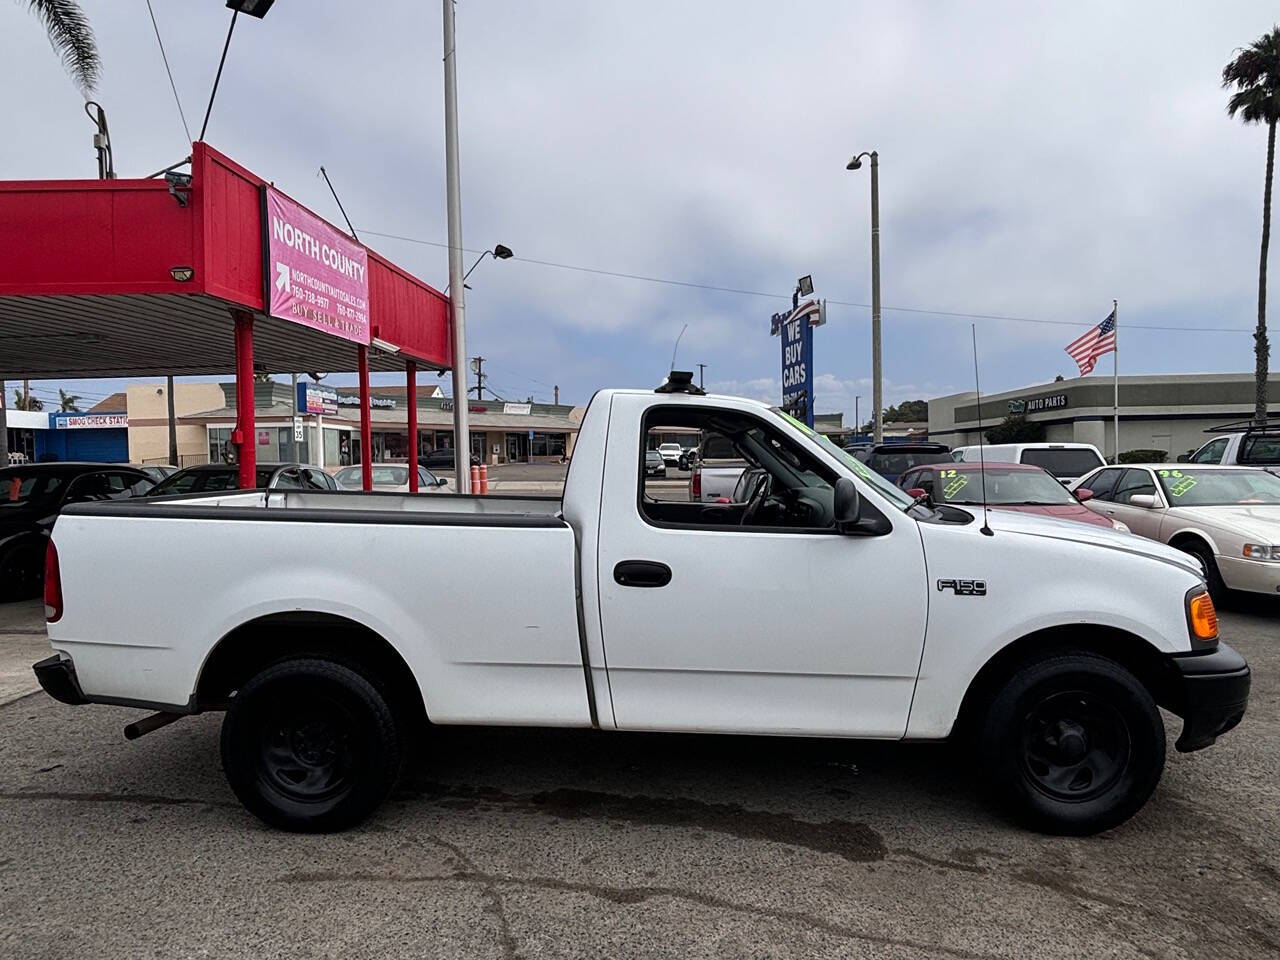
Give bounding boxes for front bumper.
[32,654,89,706]
[1216,555,1280,596]
[1167,643,1251,753]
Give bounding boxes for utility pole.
[869,151,882,444]
[167,375,178,465]
[290,372,299,462]
[0,377,8,462]
[554,384,559,405]
[697,363,706,390]
[855,395,861,436]
[470,356,485,401]
[442,0,471,491]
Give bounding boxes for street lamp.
[458,244,514,288]
[847,150,882,443]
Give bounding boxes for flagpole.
[1112,298,1119,462]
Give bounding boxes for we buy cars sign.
[264,186,370,345]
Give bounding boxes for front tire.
[1181,541,1228,605]
[220,658,401,832]
[978,652,1165,835]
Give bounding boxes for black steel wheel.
[1182,541,1228,606]
[978,651,1164,835]
[221,658,401,832]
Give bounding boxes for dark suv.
[0,463,155,600]
[859,442,952,484]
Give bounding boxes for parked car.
[0,462,153,600]
[35,385,1249,836]
[644,449,667,478]
[335,463,449,492]
[129,463,178,483]
[677,448,698,471]
[1181,420,1280,477]
[861,442,953,484]
[898,461,1126,532]
[657,442,684,465]
[953,442,1105,485]
[690,432,746,502]
[1071,464,1280,601]
[421,448,480,469]
[147,462,338,495]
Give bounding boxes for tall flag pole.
[1112,299,1119,462]
[1064,304,1119,456]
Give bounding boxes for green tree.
[20,1,100,92]
[58,388,81,412]
[13,389,43,412]
[1223,27,1280,425]
[984,413,1044,444]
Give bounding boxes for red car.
[897,461,1125,531]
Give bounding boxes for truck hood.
[949,506,1204,577]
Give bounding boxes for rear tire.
[0,541,42,602]
[1181,541,1227,606]
[977,651,1164,835]
[220,658,401,832]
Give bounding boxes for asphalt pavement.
[1,598,1277,959]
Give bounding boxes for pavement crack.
[0,790,233,807]
[419,834,520,960]
[891,847,989,875]
[275,868,1004,960]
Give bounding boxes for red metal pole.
[358,344,373,492]
[232,310,256,489]
[406,360,419,493]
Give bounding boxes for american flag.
[1065,309,1117,375]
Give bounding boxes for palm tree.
[21,0,100,93]
[1224,27,1280,425]
[58,388,81,412]
[13,389,43,412]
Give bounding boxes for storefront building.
[929,372,1280,460]
[4,407,129,463]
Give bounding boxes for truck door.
[595,395,929,738]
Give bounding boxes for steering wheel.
[740,474,772,526]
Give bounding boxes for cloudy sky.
[2,1,1276,418]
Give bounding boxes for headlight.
[1242,543,1280,561]
[1111,520,1130,533]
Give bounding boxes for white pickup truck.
[33,378,1250,835]
[1184,422,1280,476]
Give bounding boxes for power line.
[144,0,192,143]
[198,9,238,142]
[358,227,1252,335]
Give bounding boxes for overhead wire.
[144,0,192,143]
[356,228,1252,335]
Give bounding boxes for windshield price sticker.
[943,474,970,499]
[1158,469,1197,497]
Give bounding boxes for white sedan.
[1071,464,1280,600]
[334,463,450,493]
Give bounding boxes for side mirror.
[436,477,449,487]
[906,487,928,500]
[834,477,893,536]
[1128,494,1157,509]
[1075,488,1094,502]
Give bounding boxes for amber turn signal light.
[1188,590,1218,646]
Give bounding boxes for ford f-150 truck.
[33,377,1250,835]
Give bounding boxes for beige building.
[125,382,227,467]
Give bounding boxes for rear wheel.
[978,651,1164,835]
[220,658,401,832]
[0,541,42,602]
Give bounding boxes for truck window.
[1019,448,1104,478]
[641,407,842,531]
[1240,435,1280,463]
[1191,437,1229,463]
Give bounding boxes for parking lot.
[1,596,1276,959]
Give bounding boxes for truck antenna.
[669,323,688,373]
[971,324,994,537]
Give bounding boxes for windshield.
[1019,448,1104,478]
[930,467,1076,506]
[1,470,67,508]
[770,408,915,509]
[1155,468,1280,506]
[868,450,951,476]
[338,465,408,486]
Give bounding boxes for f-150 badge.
[937,579,987,596]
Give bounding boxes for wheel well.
[953,625,1184,739]
[1168,531,1212,555]
[195,612,427,724]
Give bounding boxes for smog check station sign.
[264,186,370,345]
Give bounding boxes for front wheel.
[977,652,1165,835]
[220,658,401,832]
[1182,541,1228,605]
